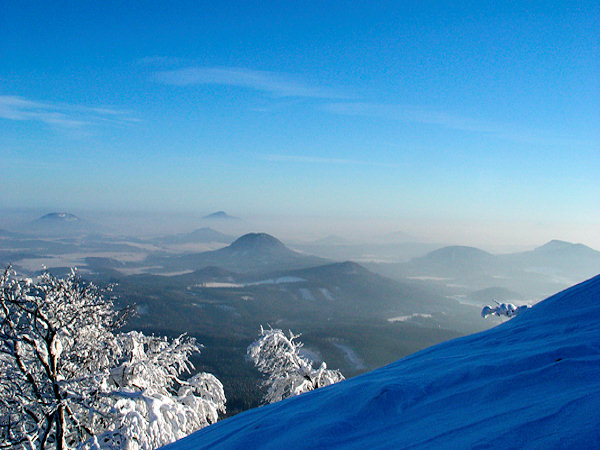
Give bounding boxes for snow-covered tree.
[84,332,226,450]
[481,300,530,319]
[0,267,225,449]
[247,327,344,404]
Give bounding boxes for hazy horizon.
[1,207,598,253]
[1,2,598,251]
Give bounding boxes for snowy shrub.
[247,327,344,404]
[0,267,225,449]
[481,301,530,319]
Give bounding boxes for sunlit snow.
[199,277,305,289]
[387,313,433,323]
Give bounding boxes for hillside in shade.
[166,274,600,449]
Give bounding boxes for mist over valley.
[2,210,598,416]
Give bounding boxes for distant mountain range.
[4,214,600,309]
[502,239,600,276]
[368,240,600,301]
[442,240,600,282]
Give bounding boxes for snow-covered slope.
[166,274,600,449]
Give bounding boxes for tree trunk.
[56,405,67,450]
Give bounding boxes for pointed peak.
[538,239,573,248]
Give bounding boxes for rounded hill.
[228,233,287,252]
[37,212,80,222]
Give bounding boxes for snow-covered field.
[199,276,306,289]
[331,342,366,370]
[407,275,451,281]
[299,288,315,301]
[166,274,600,449]
[387,312,433,322]
[319,287,335,301]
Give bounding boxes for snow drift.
[166,274,600,449]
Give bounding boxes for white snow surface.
[199,277,305,288]
[299,288,315,301]
[319,287,335,301]
[246,276,305,286]
[166,274,600,449]
[387,313,433,322]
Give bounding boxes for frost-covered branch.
[0,267,225,449]
[247,326,344,404]
[481,300,530,319]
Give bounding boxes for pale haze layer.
[0,2,598,248]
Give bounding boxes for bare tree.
[0,267,225,449]
[247,327,344,404]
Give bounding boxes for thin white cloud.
[155,67,348,99]
[324,102,503,134]
[261,154,399,168]
[0,95,138,129]
[323,102,589,146]
[0,96,87,128]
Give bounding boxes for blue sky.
[1,1,598,245]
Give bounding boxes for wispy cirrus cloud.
[0,95,139,129]
[155,66,348,99]
[324,102,500,134]
[323,102,589,146]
